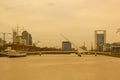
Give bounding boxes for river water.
[0,54,120,80]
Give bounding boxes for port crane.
[60,34,88,57]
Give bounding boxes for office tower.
[28,34,32,45]
[62,41,72,50]
[13,30,18,44]
[95,30,106,51]
[22,31,32,46]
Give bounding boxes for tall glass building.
[22,31,32,46]
[62,41,72,50]
[95,30,106,51]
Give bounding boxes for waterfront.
[0,54,120,80]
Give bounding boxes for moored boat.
[6,50,27,57]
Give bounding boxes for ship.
[6,50,27,57]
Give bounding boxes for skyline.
[0,0,120,49]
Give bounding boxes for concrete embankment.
[90,51,120,58]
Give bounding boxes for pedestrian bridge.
[26,51,112,57]
[27,51,79,54]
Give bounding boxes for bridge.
[26,51,79,55]
[26,51,113,57]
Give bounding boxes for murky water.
[0,54,120,80]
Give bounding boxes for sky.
[0,0,120,49]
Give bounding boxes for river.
[0,54,120,80]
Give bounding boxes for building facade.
[28,34,32,45]
[22,31,32,46]
[62,41,72,50]
[95,30,106,51]
[13,30,18,44]
[111,42,120,57]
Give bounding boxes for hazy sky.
[0,0,120,49]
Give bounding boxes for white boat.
[6,50,27,57]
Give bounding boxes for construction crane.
[60,34,88,57]
[0,32,11,45]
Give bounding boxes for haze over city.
[0,0,120,48]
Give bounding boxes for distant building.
[28,34,32,45]
[111,42,120,57]
[103,43,111,52]
[13,30,25,45]
[62,41,72,50]
[13,30,18,44]
[95,30,106,51]
[0,38,6,46]
[22,31,32,46]
[0,38,3,46]
[112,42,120,46]
[17,36,27,45]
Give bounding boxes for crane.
[60,34,88,57]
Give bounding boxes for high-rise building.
[95,30,106,51]
[13,30,18,44]
[62,41,72,50]
[22,31,32,46]
[28,34,32,45]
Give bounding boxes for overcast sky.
[0,0,120,49]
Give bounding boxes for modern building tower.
[13,30,18,44]
[22,31,32,46]
[62,41,72,50]
[95,30,106,51]
[28,34,32,45]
